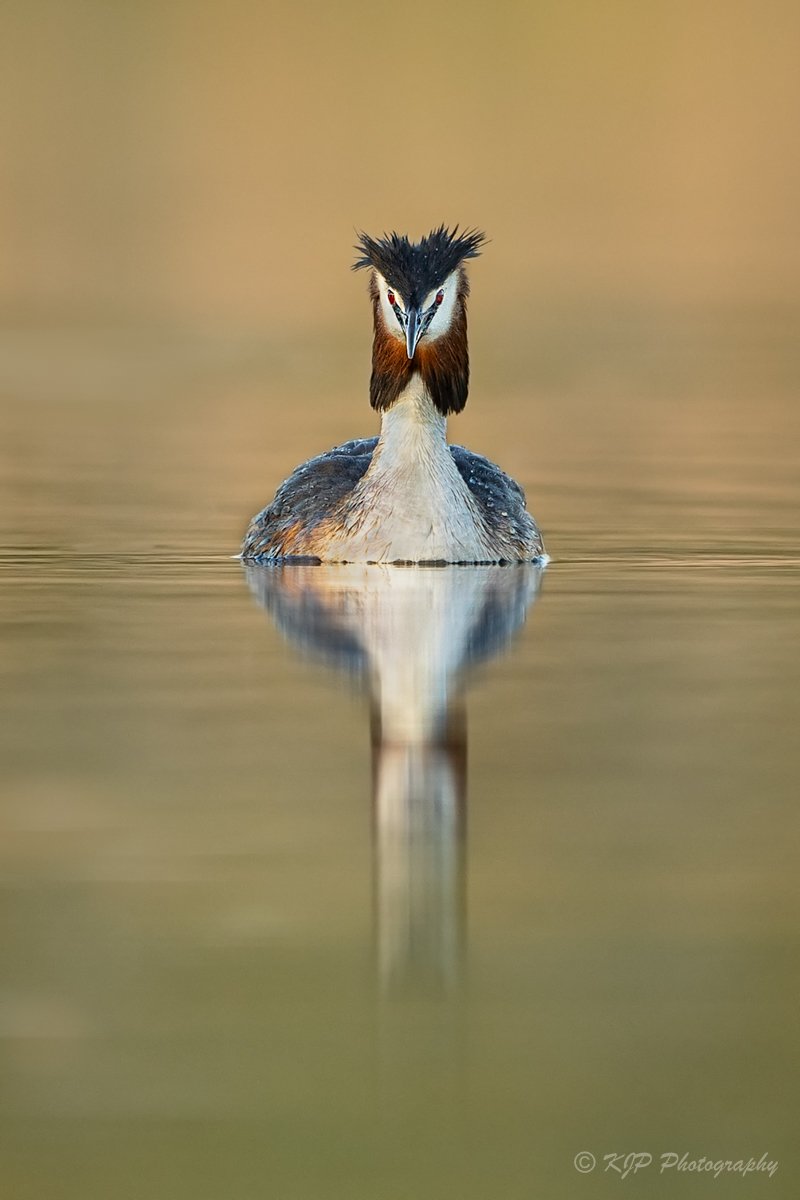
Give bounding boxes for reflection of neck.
[363,567,478,739]
[362,569,474,992]
[372,701,466,994]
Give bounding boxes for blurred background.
[1,0,799,556]
[3,0,800,320]
[1,3,799,1199]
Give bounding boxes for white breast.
[327,377,493,563]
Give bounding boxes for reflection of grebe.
[242,227,545,564]
[245,562,544,991]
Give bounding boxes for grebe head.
[353,225,486,415]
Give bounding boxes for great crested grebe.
[241,226,545,564]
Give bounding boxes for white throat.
[375,376,449,472]
[331,376,492,563]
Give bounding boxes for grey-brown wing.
[241,437,378,559]
[243,562,370,674]
[449,444,545,558]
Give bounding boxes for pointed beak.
[405,307,422,359]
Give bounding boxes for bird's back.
[241,437,543,562]
[242,439,376,560]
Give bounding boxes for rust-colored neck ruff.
[368,278,470,416]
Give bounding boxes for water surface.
[1,315,798,1198]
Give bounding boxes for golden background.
[3,0,799,325]
[1,6,799,1198]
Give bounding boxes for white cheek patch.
[421,271,459,341]
[376,272,406,340]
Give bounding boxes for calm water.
[1,313,799,1198]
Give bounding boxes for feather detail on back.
[241,436,544,563]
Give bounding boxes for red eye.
[387,290,395,306]
[435,290,444,305]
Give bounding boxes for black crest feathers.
[353,225,486,306]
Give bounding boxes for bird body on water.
[241,227,545,564]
